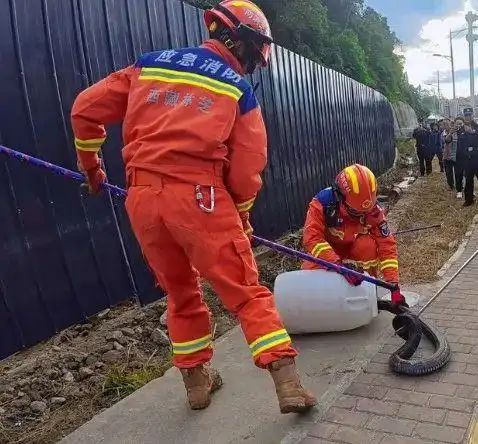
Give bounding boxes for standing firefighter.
[302,164,407,306]
[71,0,316,414]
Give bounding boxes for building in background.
[439,97,474,118]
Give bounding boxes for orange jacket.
[71,40,267,213]
[302,192,399,283]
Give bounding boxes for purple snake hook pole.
[0,145,126,198]
[0,145,395,291]
[252,236,395,290]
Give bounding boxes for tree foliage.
[184,0,429,115]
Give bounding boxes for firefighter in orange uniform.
[302,164,407,306]
[71,0,316,413]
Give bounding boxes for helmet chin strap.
[332,183,344,202]
[209,3,265,74]
[212,27,259,74]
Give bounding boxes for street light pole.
[466,12,478,112]
[437,70,441,97]
[433,50,455,104]
[450,30,456,100]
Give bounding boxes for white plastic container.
[273,270,379,334]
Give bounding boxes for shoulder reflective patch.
[379,221,391,237]
[139,67,243,101]
[137,48,254,103]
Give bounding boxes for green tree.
[182,0,427,115]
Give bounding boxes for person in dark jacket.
[463,107,478,131]
[413,122,432,176]
[429,122,444,172]
[455,114,478,206]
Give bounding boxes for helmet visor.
[237,24,273,66]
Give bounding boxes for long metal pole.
[470,39,475,112]
[0,145,397,292]
[253,235,395,290]
[450,30,456,100]
[437,71,441,114]
[394,224,442,236]
[467,13,476,111]
[437,70,441,98]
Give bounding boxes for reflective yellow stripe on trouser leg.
[249,329,291,358]
[343,259,379,270]
[172,334,213,355]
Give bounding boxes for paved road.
[301,227,478,444]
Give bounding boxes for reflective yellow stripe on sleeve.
[236,197,255,213]
[311,242,333,257]
[171,334,212,355]
[249,329,291,358]
[380,259,398,271]
[75,137,106,153]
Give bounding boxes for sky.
[364,0,478,99]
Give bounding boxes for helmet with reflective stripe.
[204,0,273,67]
[335,164,378,215]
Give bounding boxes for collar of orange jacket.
[201,39,245,76]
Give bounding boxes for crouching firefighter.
[70,0,316,414]
[302,164,407,307]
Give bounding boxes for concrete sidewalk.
[62,305,395,443]
[300,225,478,444]
[61,229,478,444]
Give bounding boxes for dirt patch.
[379,139,478,283]
[387,169,477,284]
[0,289,237,444]
[1,138,475,443]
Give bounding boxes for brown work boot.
[180,364,223,410]
[268,358,317,414]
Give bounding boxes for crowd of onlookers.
[413,107,478,207]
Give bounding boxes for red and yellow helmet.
[204,0,273,67]
[335,164,378,215]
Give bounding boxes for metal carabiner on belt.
[195,185,215,213]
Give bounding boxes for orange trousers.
[304,234,380,275]
[336,234,379,276]
[125,172,297,369]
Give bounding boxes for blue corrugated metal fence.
[0,0,395,359]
